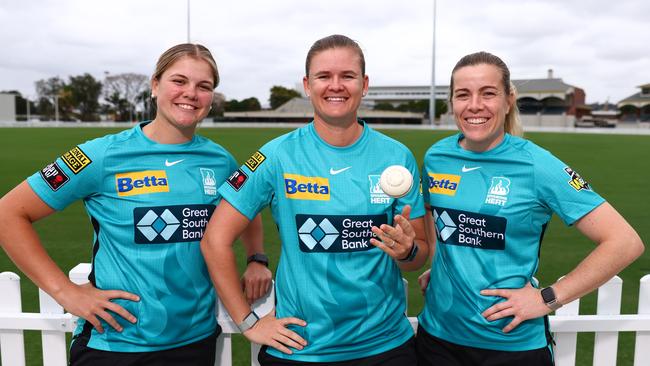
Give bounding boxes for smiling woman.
[0,43,271,366]
[200,34,431,366]
[415,51,644,366]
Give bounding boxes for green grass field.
[0,126,648,365]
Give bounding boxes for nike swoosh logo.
[165,159,185,167]
[330,167,352,175]
[461,165,481,172]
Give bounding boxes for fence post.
[634,275,650,365]
[554,286,580,366]
[0,272,26,366]
[593,276,622,366]
[39,288,68,366]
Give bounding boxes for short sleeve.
[217,144,277,220]
[534,150,605,226]
[27,139,105,211]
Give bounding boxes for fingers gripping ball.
[379,165,413,198]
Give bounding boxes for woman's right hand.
[243,309,308,354]
[55,283,140,333]
[418,269,431,295]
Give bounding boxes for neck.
[460,133,505,152]
[143,118,195,144]
[313,117,363,147]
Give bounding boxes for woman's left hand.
[370,205,416,260]
[480,282,551,333]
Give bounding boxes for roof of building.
[618,92,650,104]
[512,78,576,94]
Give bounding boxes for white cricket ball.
[379,165,413,198]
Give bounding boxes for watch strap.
[247,253,269,267]
[237,311,259,333]
[398,242,419,262]
[541,286,562,311]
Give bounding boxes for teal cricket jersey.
[418,133,605,351]
[219,121,424,362]
[27,122,236,352]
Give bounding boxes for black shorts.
[258,337,416,366]
[415,325,554,366]
[69,331,218,366]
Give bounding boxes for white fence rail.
[1,265,649,366]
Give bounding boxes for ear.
[303,75,310,97]
[151,78,159,98]
[362,75,369,97]
[506,90,515,114]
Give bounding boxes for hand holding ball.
[379,165,413,198]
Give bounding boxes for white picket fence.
[1,264,649,366]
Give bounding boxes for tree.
[66,73,102,121]
[269,85,301,110]
[373,102,395,111]
[224,97,261,112]
[103,73,149,121]
[35,77,66,120]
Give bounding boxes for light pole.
[429,0,437,125]
[54,94,59,122]
[26,95,30,121]
[187,0,191,43]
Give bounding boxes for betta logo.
[428,173,461,196]
[284,174,330,201]
[116,170,169,196]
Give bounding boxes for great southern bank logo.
[431,207,507,250]
[134,204,215,244]
[136,209,180,241]
[433,209,457,241]
[298,218,339,250]
[295,214,388,252]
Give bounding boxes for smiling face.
[151,55,214,134]
[303,47,369,128]
[451,63,514,152]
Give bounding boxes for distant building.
[0,93,16,121]
[363,69,587,127]
[617,84,650,122]
[222,97,424,124]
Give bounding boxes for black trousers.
[258,337,417,366]
[415,325,553,366]
[69,331,217,366]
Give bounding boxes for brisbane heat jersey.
[219,121,424,362]
[28,122,237,352]
[418,133,604,351]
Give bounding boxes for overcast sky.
[1,0,648,107]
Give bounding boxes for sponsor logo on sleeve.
[61,146,92,174]
[428,173,461,196]
[296,214,387,252]
[245,151,266,172]
[227,169,248,191]
[432,207,506,250]
[134,204,215,244]
[484,176,511,206]
[116,170,169,197]
[199,168,217,195]
[564,167,591,191]
[284,174,330,201]
[40,162,69,191]
[368,175,391,204]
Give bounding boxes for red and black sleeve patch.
[39,162,69,191]
[227,169,248,191]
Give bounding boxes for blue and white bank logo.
[134,204,215,244]
[298,218,339,250]
[295,214,388,252]
[431,207,507,250]
[433,209,457,241]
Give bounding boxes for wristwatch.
[247,253,269,267]
[237,311,260,333]
[541,286,562,311]
[398,242,419,262]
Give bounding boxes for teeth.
[326,97,346,102]
[177,104,196,110]
[466,117,487,124]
